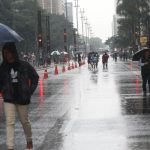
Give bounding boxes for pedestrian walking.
[102,52,109,69]
[139,50,150,94]
[0,42,39,150]
[77,53,82,67]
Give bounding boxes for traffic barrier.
[54,65,59,75]
[62,65,65,73]
[43,69,48,79]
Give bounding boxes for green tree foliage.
[46,14,74,51]
[0,0,74,52]
[116,0,150,48]
[89,37,104,51]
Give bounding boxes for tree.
[89,37,104,51]
[116,0,150,48]
[0,0,74,53]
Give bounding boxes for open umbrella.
[0,23,23,43]
[51,50,60,55]
[60,51,68,55]
[132,48,150,61]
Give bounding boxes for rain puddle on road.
[59,61,128,150]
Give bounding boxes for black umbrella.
[0,23,23,43]
[132,48,150,61]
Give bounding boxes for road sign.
[140,36,148,46]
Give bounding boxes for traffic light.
[64,28,67,43]
[38,35,43,48]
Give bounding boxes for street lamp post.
[37,10,43,66]
[74,0,79,52]
[80,8,86,56]
[74,0,79,32]
[64,0,68,53]
[46,15,51,61]
[84,17,88,52]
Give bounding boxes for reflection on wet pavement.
[1,59,150,150]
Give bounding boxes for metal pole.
[37,10,43,66]
[84,17,88,52]
[46,16,51,54]
[50,0,53,14]
[65,0,68,20]
[64,0,68,53]
[80,8,86,56]
[74,0,79,51]
[74,0,79,32]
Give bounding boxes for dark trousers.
[141,71,150,92]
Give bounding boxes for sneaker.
[26,141,33,150]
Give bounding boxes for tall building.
[52,0,65,15]
[37,0,65,15]
[37,0,52,13]
[67,2,73,23]
[112,15,118,36]
[112,0,119,36]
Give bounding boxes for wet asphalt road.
[1,58,150,150]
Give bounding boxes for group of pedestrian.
[88,51,109,70]
[88,52,99,70]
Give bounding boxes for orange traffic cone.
[68,63,71,70]
[43,69,48,79]
[54,65,58,75]
[72,62,74,69]
[62,65,65,73]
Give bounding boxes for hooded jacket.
[0,42,39,105]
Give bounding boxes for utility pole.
[37,10,43,66]
[37,10,43,48]
[80,8,86,56]
[64,0,68,53]
[46,15,51,56]
[74,0,79,32]
[73,29,77,52]
[74,0,79,51]
[84,17,88,52]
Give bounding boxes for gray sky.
[68,0,115,42]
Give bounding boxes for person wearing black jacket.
[139,50,150,94]
[0,42,39,150]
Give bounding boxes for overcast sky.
[68,0,115,42]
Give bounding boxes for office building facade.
[38,0,65,15]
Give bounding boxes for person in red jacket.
[102,52,109,69]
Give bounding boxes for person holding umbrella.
[0,42,39,150]
[139,49,150,94]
